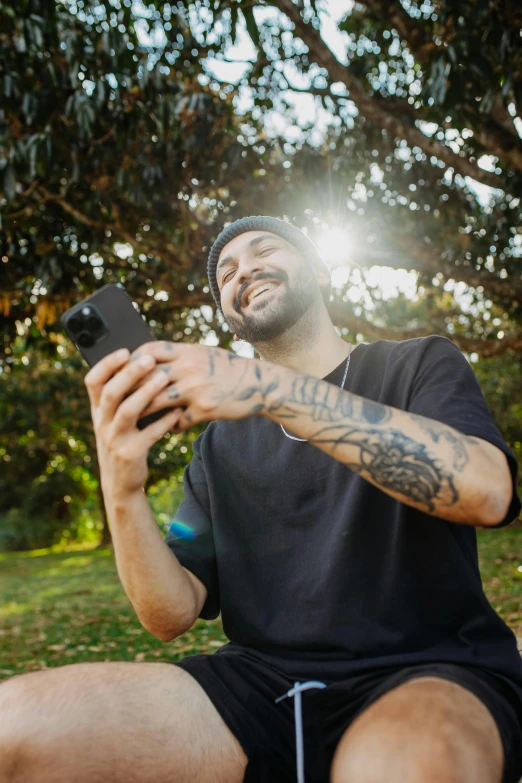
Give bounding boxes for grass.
[1,525,521,681]
[0,544,227,680]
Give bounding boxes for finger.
[113,368,171,430]
[130,340,180,365]
[98,354,158,426]
[126,361,173,396]
[138,406,185,446]
[84,348,130,407]
[138,381,184,419]
[170,406,194,433]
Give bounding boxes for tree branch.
[385,233,522,304]
[331,231,520,306]
[469,119,522,175]
[276,0,500,188]
[359,0,435,66]
[358,4,522,167]
[374,94,522,174]
[328,304,522,358]
[35,187,190,269]
[490,94,521,141]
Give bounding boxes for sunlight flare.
[316,227,354,267]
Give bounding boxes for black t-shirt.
[165,336,522,690]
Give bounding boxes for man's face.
[216,231,325,344]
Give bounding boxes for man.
[1,216,521,783]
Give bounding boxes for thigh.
[325,661,522,783]
[174,650,304,783]
[0,661,247,783]
[331,675,504,783]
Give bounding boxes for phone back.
[60,283,155,368]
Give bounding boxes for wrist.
[103,484,145,512]
[258,361,292,421]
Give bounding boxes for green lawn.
[1,525,521,681]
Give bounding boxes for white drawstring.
[275,680,327,783]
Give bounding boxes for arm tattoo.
[415,417,474,472]
[245,367,460,514]
[308,423,457,511]
[273,374,393,426]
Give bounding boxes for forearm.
[103,487,199,640]
[258,363,509,526]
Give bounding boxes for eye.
[221,247,275,286]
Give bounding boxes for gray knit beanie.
[207,215,332,314]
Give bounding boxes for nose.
[235,263,267,308]
[237,261,264,285]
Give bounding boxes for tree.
[2,1,522,359]
[1,1,521,548]
[184,0,522,355]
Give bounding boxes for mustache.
[236,273,286,309]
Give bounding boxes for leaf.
[96,79,106,108]
[3,164,16,202]
[479,87,494,115]
[501,74,513,100]
[29,139,37,178]
[47,63,58,87]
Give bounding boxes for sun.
[316,227,354,267]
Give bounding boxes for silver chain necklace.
[280,349,352,442]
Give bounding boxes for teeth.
[247,283,278,305]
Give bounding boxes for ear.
[315,268,331,289]
[233,334,239,341]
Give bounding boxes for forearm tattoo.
[229,359,474,514]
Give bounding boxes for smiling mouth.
[244,283,281,309]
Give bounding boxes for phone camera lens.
[68,315,82,333]
[86,315,102,331]
[77,332,95,348]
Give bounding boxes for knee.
[330,723,463,783]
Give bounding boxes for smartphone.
[60,283,172,430]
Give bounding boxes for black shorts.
[173,648,522,783]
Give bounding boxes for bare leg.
[330,676,504,783]
[0,662,248,783]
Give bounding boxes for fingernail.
[139,355,154,367]
[117,348,130,360]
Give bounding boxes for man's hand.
[84,348,184,497]
[129,341,277,432]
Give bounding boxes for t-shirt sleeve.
[406,336,521,528]
[164,432,220,619]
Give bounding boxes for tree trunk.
[91,454,112,547]
[98,481,112,547]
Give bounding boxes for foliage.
[474,353,522,466]
[2,0,522,357]
[1,0,521,548]
[0,334,204,550]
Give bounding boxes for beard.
[224,262,320,344]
